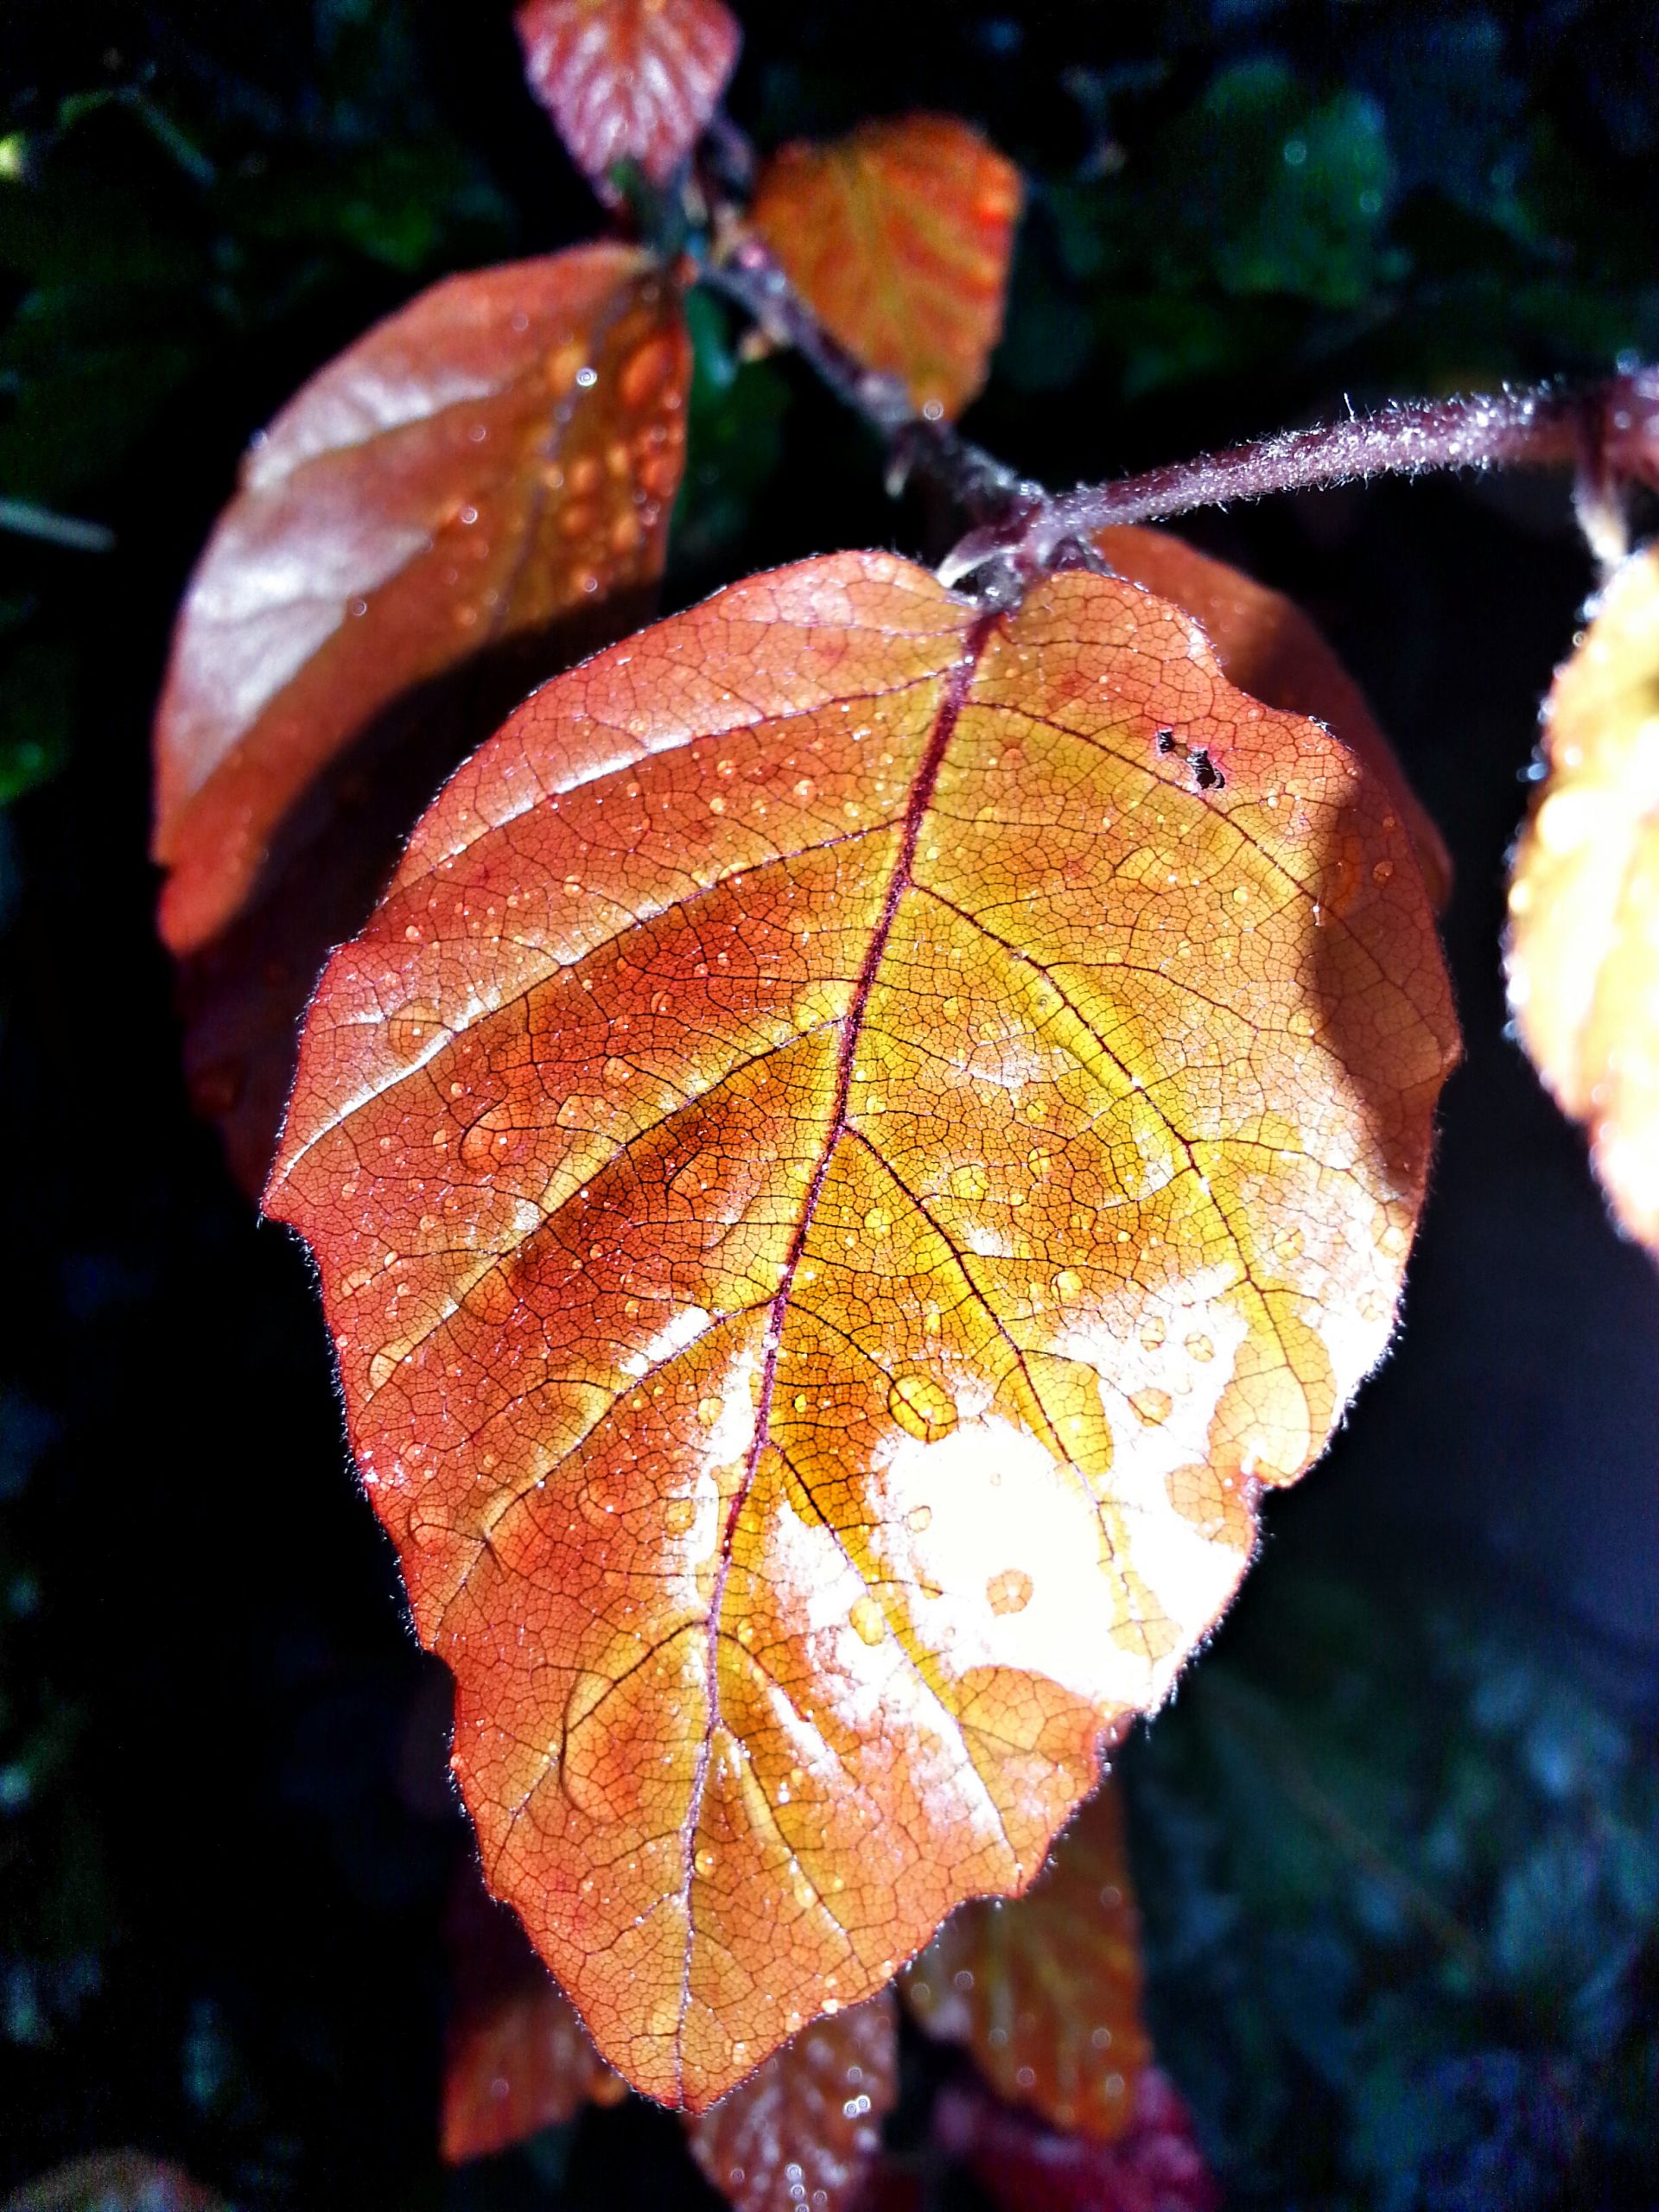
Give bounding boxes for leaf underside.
[266,551,1456,2107]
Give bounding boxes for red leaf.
[442,1859,626,2164]
[515,0,740,188]
[265,551,1456,2106]
[153,245,688,1189]
[750,116,1022,418]
[935,2071,1220,2212]
[154,245,688,959]
[684,1992,897,2212]
[903,1780,1151,2141]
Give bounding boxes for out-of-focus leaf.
[153,245,690,958]
[750,115,1022,417]
[684,1992,896,2212]
[514,0,740,189]
[442,1861,626,2164]
[0,2154,225,2212]
[933,2068,1219,2212]
[266,552,1455,2104]
[1507,543,1659,1255]
[904,1780,1151,2141]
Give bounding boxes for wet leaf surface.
[266,550,1456,2106]
[750,117,1021,419]
[515,0,740,189]
[903,1779,1151,2140]
[1507,543,1659,1255]
[153,245,689,960]
[685,1991,896,2212]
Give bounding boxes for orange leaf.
[1507,543,1659,1252]
[265,550,1456,2107]
[750,117,1022,418]
[685,1992,897,2212]
[1094,526,1452,914]
[515,0,740,188]
[153,245,689,961]
[442,1861,626,2164]
[903,1780,1150,2141]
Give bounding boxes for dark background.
[2,3,1657,2206]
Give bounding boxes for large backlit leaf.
[1507,543,1659,1253]
[153,245,690,959]
[685,1992,897,2212]
[903,1780,1150,2140]
[749,117,1022,418]
[1095,527,1452,913]
[442,1862,626,2164]
[266,551,1457,2106]
[515,0,740,189]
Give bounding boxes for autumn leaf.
[265,550,1457,2107]
[749,117,1022,418]
[153,245,689,959]
[1095,526,1452,914]
[685,1991,897,2212]
[1507,543,1659,1254]
[934,2069,1219,2212]
[442,1860,626,2164]
[903,1779,1151,2141]
[515,0,740,189]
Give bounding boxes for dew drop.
[906,1503,932,1534]
[986,1567,1033,1616]
[694,1846,716,1876]
[849,1595,887,1646]
[696,1395,723,1427]
[1055,1267,1083,1298]
[664,1497,696,1535]
[1129,1387,1173,1427]
[1185,1332,1214,1363]
[1371,858,1395,885]
[887,1371,957,1443]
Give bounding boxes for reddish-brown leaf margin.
[684,1991,898,2212]
[442,1859,627,2164]
[749,115,1023,418]
[515,0,741,189]
[265,549,1457,2109]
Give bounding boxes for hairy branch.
[702,229,1039,530]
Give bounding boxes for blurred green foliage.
[1126,1566,1659,2208]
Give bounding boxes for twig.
[944,373,1659,585]
[702,229,1039,531]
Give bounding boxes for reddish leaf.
[1506,544,1659,1252]
[685,1991,897,2212]
[934,2070,1219,2212]
[903,1780,1151,2141]
[1093,527,1452,915]
[750,117,1022,418]
[265,551,1456,2107]
[515,0,740,188]
[442,1859,626,2164]
[1,2156,225,2212]
[153,245,690,961]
